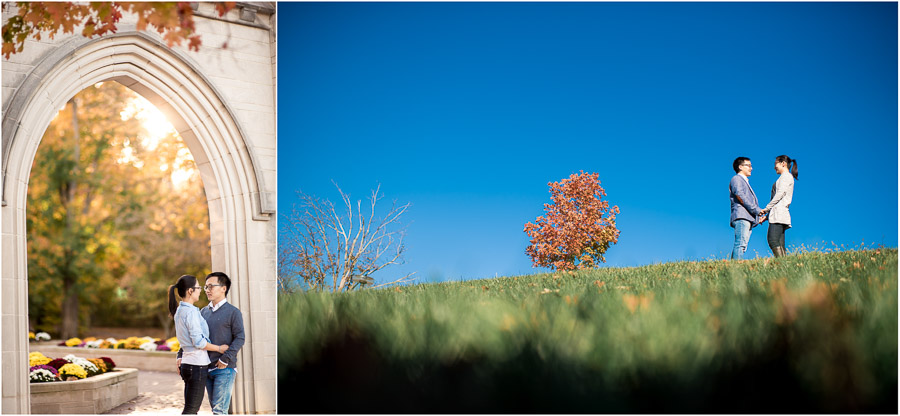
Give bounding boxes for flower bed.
[58,336,180,352]
[30,368,138,414]
[30,344,177,372]
[28,331,51,342]
[28,352,117,383]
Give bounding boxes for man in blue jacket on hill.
[177,272,245,414]
[730,157,765,260]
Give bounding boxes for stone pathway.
[104,370,213,415]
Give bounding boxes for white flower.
[67,357,98,373]
[35,332,50,341]
[140,342,158,352]
[78,360,99,373]
[106,338,118,343]
[62,354,98,373]
[29,368,57,382]
[85,340,103,348]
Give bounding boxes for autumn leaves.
[525,171,620,271]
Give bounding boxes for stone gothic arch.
[2,25,276,414]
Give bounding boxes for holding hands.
[758,209,767,223]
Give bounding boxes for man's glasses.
[741,164,752,168]
[204,284,225,290]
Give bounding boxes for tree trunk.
[60,275,79,339]
[60,98,81,340]
[159,313,173,339]
[67,98,79,222]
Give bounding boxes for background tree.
[2,1,235,59]
[279,183,415,293]
[27,81,210,338]
[524,171,620,271]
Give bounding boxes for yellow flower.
[29,355,51,367]
[65,338,83,347]
[88,358,107,373]
[58,363,87,379]
[29,332,35,340]
[124,337,143,349]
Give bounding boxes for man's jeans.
[206,368,236,415]
[731,219,752,260]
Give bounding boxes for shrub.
[168,339,180,352]
[100,357,116,370]
[84,339,104,348]
[46,358,68,370]
[29,364,59,376]
[88,358,108,373]
[29,365,59,383]
[58,363,87,380]
[64,354,101,376]
[28,355,51,367]
[35,332,51,341]
[28,351,48,365]
[123,337,144,349]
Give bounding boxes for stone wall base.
[30,368,138,414]
[31,344,176,371]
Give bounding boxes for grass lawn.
[278,248,897,413]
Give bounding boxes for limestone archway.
[2,30,276,413]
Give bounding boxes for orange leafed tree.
[2,2,235,59]
[524,171,620,271]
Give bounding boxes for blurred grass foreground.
[278,249,897,413]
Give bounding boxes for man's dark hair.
[733,157,750,173]
[207,272,231,296]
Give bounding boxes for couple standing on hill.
[168,272,245,415]
[729,155,799,260]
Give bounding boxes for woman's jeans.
[206,368,237,414]
[768,222,788,252]
[731,219,752,260]
[181,364,209,414]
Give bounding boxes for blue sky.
[277,2,898,284]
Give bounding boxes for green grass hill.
[278,248,898,413]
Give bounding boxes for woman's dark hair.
[775,155,798,179]
[168,275,198,317]
[206,271,232,296]
[733,157,750,173]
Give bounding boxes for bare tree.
[278,182,415,292]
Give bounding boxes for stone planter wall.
[31,344,176,372]
[30,368,138,414]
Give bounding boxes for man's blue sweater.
[201,301,245,369]
[178,300,245,369]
